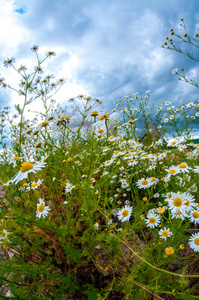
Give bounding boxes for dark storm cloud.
[2,0,199,112]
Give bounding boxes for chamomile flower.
[183,193,196,212]
[154,193,160,198]
[26,179,43,190]
[117,205,133,222]
[1,229,8,239]
[165,165,180,178]
[170,208,187,220]
[189,232,199,252]
[145,212,161,228]
[156,207,167,214]
[65,182,75,194]
[166,192,187,214]
[192,166,199,174]
[178,162,190,173]
[12,160,46,184]
[159,227,173,241]
[120,179,129,189]
[104,159,114,167]
[94,222,99,230]
[36,198,50,219]
[137,177,153,189]
[188,209,199,224]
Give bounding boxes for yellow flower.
[61,116,70,121]
[97,129,104,134]
[90,111,99,116]
[165,247,174,256]
[20,162,33,172]
[67,158,73,163]
[99,114,109,121]
[41,121,48,127]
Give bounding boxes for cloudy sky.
[0,0,199,117]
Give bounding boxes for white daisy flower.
[127,159,138,166]
[170,208,187,220]
[156,207,167,214]
[117,205,133,222]
[26,179,43,191]
[189,232,199,252]
[107,219,112,225]
[120,179,129,189]
[178,162,190,173]
[150,177,159,185]
[159,227,173,241]
[166,192,187,214]
[12,160,46,184]
[145,212,161,228]
[183,193,196,212]
[165,165,180,178]
[188,209,199,224]
[0,229,8,240]
[36,198,50,219]
[94,222,99,230]
[192,166,199,174]
[65,182,75,194]
[137,177,153,189]
[104,159,114,167]
[154,193,160,198]
[158,153,167,160]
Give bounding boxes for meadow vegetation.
[0,19,198,299]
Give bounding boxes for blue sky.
[0,0,199,116]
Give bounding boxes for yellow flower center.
[122,210,129,218]
[99,114,109,121]
[157,208,165,214]
[61,116,70,120]
[149,217,156,224]
[67,158,73,163]
[130,159,134,163]
[90,111,98,116]
[32,182,38,188]
[192,212,199,218]
[20,162,33,172]
[151,177,156,182]
[98,129,104,133]
[14,157,19,160]
[1,231,6,237]
[162,230,169,237]
[178,163,186,168]
[41,121,48,126]
[125,154,129,157]
[184,199,189,206]
[194,238,199,245]
[142,180,148,185]
[38,204,45,213]
[169,169,176,174]
[173,197,183,207]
